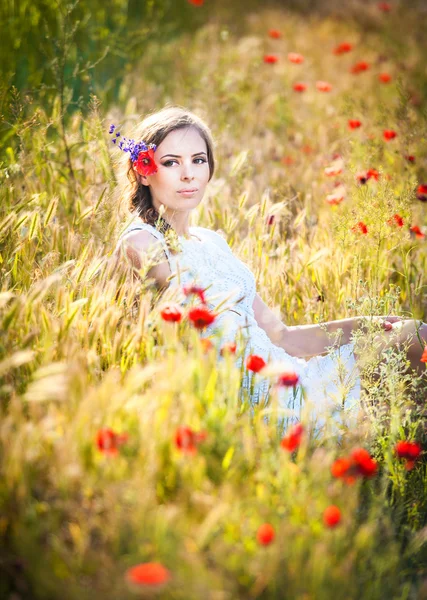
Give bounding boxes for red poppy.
[351,222,368,235]
[188,0,204,5]
[302,144,313,153]
[160,304,183,323]
[96,428,128,456]
[125,562,171,587]
[326,192,345,206]
[293,82,307,92]
[348,119,362,129]
[288,52,304,64]
[256,523,275,545]
[246,354,267,372]
[264,55,279,64]
[331,457,352,479]
[387,214,404,227]
[409,225,425,239]
[350,61,370,74]
[316,80,332,92]
[182,284,207,304]
[395,440,422,471]
[333,42,353,55]
[200,337,214,353]
[324,166,342,177]
[220,341,237,356]
[266,215,275,226]
[277,371,299,387]
[281,156,295,165]
[379,72,392,83]
[405,155,415,163]
[350,448,378,477]
[366,168,380,180]
[356,172,369,185]
[133,149,158,176]
[421,346,427,363]
[378,2,391,11]
[323,505,341,528]
[383,129,397,141]
[417,184,427,202]
[175,426,207,455]
[188,306,216,329]
[280,423,304,452]
[268,29,282,39]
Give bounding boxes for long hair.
[116,105,216,248]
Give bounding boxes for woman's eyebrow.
[160,152,207,159]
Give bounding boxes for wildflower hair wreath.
[109,124,158,176]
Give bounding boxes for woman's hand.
[361,315,403,333]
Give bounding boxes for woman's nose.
[181,162,195,180]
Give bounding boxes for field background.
[1,0,427,598]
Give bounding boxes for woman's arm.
[252,293,402,359]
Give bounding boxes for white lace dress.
[117,220,361,425]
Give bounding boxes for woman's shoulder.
[192,227,232,253]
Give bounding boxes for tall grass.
[1,2,427,598]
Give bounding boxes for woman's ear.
[137,173,150,187]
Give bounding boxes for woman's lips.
[178,189,198,196]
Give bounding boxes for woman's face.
[138,126,210,215]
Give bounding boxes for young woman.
[113,105,426,423]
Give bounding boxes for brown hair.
[117,105,216,242]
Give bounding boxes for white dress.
[117,220,361,427]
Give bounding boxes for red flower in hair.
[387,214,404,228]
[348,119,362,129]
[293,82,307,92]
[379,72,392,83]
[188,306,216,329]
[316,81,332,92]
[264,54,279,64]
[383,129,397,141]
[133,148,158,176]
[125,562,171,587]
[268,29,282,39]
[323,505,341,528]
[351,222,368,235]
[280,423,304,452]
[409,225,425,239]
[333,42,353,55]
[350,61,370,74]
[288,52,304,64]
[246,354,267,373]
[160,304,183,323]
[96,428,128,456]
[256,523,275,545]
[174,426,207,455]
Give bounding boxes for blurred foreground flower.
[316,81,332,92]
[333,42,353,55]
[183,284,207,304]
[188,306,216,329]
[326,185,346,206]
[409,225,425,239]
[288,52,304,64]
[268,29,282,38]
[256,523,275,545]
[351,222,368,235]
[264,54,279,64]
[246,354,267,373]
[96,428,128,456]
[379,72,392,83]
[175,426,207,455]
[387,214,404,227]
[395,440,422,471]
[160,303,183,323]
[351,61,370,74]
[383,129,397,141]
[277,371,300,386]
[420,346,427,363]
[416,184,427,202]
[125,562,171,592]
[293,82,307,92]
[281,423,304,452]
[331,448,378,483]
[188,0,204,5]
[220,341,237,356]
[378,2,391,11]
[323,505,341,528]
[348,119,362,129]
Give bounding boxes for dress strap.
[116,220,173,266]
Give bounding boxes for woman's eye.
[163,158,207,167]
